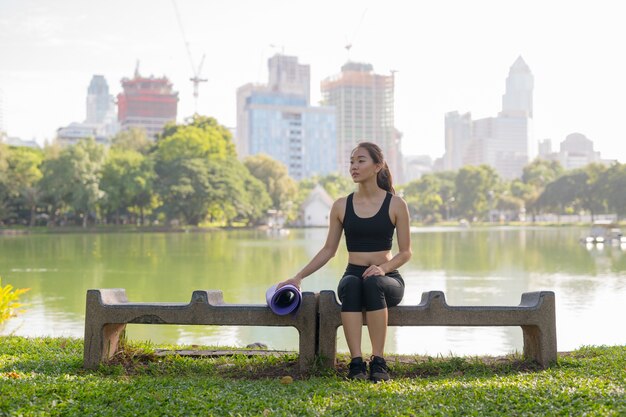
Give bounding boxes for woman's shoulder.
[329,196,348,220]
[333,195,349,208]
[390,194,408,209]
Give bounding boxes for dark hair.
[353,142,395,194]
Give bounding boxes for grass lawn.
[1,336,624,416]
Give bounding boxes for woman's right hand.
[276,277,302,290]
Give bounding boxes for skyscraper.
[321,62,402,181]
[86,75,115,125]
[268,54,310,104]
[443,56,533,179]
[501,56,534,118]
[236,54,337,180]
[444,111,472,171]
[56,75,119,146]
[117,67,179,139]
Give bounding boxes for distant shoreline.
[1,221,615,236]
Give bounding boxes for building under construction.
[321,62,403,182]
[117,69,179,139]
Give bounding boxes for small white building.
[301,184,334,227]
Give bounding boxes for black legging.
[337,263,405,312]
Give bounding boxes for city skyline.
[1,0,625,163]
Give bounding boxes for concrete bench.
[317,290,557,369]
[83,289,318,371]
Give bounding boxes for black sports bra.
[343,193,395,252]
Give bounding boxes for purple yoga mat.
[265,284,302,315]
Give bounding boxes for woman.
[277,142,412,382]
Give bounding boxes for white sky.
[1,0,625,162]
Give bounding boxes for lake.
[1,226,625,356]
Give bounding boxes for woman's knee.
[363,275,404,311]
[362,276,386,311]
[338,275,363,312]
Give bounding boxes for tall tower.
[268,54,310,104]
[443,56,533,179]
[321,62,401,179]
[86,75,114,124]
[444,111,473,171]
[117,69,179,139]
[500,56,534,118]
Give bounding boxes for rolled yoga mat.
[265,284,302,315]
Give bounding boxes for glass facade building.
[247,91,336,180]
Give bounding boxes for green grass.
[1,337,624,416]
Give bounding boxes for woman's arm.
[363,196,412,277]
[277,199,345,289]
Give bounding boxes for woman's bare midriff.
[348,251,393,268]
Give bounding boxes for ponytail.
[376,162,395,194]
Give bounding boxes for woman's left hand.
[362,265,385,278]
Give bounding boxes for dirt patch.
[105,348,553,380]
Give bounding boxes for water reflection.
[1,227,625,356]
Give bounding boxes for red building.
[117,70,179,138]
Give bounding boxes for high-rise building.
[321,62,402,181]
[56,75,120,147]
[244,90,336,180]
[444,111,472,171]
[443,56,533,179]
[501,56,534,118]
[236,54,337,180]
[117,68,179,139]
[538,138,552,158]
[268,54,310,104]
[86,75,117,125]
[236,83,268,157]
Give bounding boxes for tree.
[522,159,563,188]
[521,159,564,220]
[454,165,500,221]
[602,163,626,220]
[9,147,44,226]
[536,172,581,220]
[39,139,106,227]
[243,154,297,210]
[206,160,271,225]
[402,175,443,223]
[157,115,236,161]
[578,163,608,221]
[153,115,267,226]
[0,146,43,225]
[318,173,355,200]
[156,157,217,225]
[111,128,152,154]
[100,148,156,225]
[402,171,456,223]
[0,143,10,223]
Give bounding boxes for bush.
[0,276,30,324]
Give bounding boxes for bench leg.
[83,322,126,369]
[297,327,317,372]
[317,322,339,369]
[522,324,557,368]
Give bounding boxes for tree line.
[0,116,354,228]
[1,115,625,227]
[400,159,626,223]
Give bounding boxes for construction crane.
[171,0,207,114]
[344,8,368,61]
[190,54,207,112]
